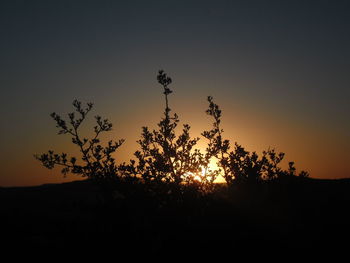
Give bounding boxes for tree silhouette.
[35,70,309,193]
[35,100,124,181]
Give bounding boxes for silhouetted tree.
[35,71,309,194]
[35,100,124,181]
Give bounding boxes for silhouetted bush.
[36,70,308,195]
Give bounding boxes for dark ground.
[1,178,350,257]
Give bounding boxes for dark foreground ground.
[1,178,350,257]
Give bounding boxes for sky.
[0,0,349,186]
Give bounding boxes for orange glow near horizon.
[3,108,348,188]
[1,81,349,187]
[2,99,348,188]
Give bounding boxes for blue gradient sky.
[1,0,349,186]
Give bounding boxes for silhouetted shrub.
[36,70,309,195]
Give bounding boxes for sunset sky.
[1,0,349,186]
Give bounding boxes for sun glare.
[182,159,225,184]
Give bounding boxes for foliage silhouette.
[36,70,309,194]
[35,100,124,181]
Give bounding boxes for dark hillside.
[1,178,350,256]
